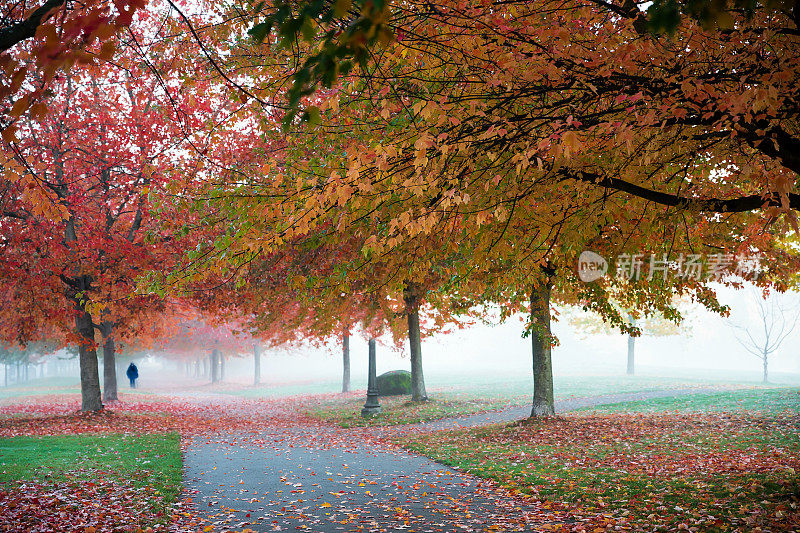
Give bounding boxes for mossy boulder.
[376,370,412,396]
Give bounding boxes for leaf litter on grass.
[402,411,800,532]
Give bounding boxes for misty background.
[6,283,800,394]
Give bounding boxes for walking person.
[126,362,139,388]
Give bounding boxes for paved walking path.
[182,386,727,532]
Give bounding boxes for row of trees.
[177,0,799,414]
[0,0,798,412]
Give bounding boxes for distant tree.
[0,337,60,385]
[567,302,691,375]
[154,306,253,385]
[728,288,799,383]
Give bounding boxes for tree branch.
[568,170,800,213]
[0,0,66,52]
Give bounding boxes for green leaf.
[248,21,272,43]
[304,105,321,125]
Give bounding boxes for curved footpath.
[181,386,727,532]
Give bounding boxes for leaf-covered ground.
[402,389,800,532]
[1,387,798,532]
[0,393,323,532]
[0,433,181,532]
[0,393,323,437]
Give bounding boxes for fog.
[138,284,800,391]
[6,283,800,394]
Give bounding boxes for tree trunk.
[627,336,635,375]
[253,344,261,385]
[210,349,220,383]
[762,352,769,383]
[342,331,351,393]
[100,321,118,402]
[75,306,103,412]
[627,316,636,375]
[220,352,225,381]
[530,281,555,417]
[403,281,428,402]
[202,356,208,377]
[4,364,7,387]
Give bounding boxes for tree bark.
[762,352,769,383]
[253,344,261,385]
[626,335,636,375]
[530,280,555,417]
[210,349,220,383]
[342,331,351,393]
[75,305,103,412]
[220,352,225,381]
[100,321,118,402]
[627,315,636,375]
[403,281,428,402]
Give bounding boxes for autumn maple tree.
[0,7,245,411]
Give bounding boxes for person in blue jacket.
[126,362,139,388]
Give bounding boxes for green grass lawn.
[402,388,800,531]
[0,432,182,527]
[227,374,708,402]
[582,386,800,414]
[0,376,81,399]
[302,374,778,427]
[434,372,795,402]
[305,393,516,427]
[224,371,794,403]
[0,375,157,401]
